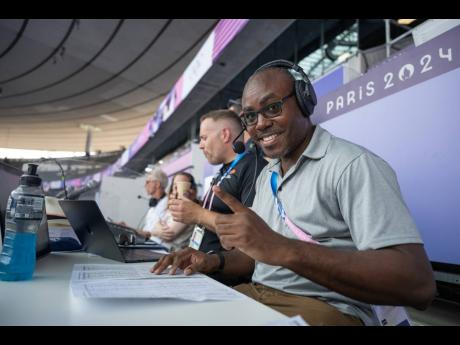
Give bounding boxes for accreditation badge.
[189,225,205,250]
[371,305,411,326]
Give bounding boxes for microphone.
[66,180,100,200]
[232,128,246,154]
[137,195,157,207]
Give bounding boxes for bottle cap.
[20,163,42,187]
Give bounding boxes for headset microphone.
[230,126,259,207]
[137,195,157,207]
[232,128,246,154]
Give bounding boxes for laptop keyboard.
[107,221,136,236]
[107,221,145,243]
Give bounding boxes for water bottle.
[0,163,45,281]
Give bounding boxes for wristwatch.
[206,250,225,272]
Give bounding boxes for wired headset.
[254,59,317,117]
[230,125,258,207]
[230,59,318,205]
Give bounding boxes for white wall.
[96,175,149,229]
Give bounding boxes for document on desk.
[70,264,245,302]
[71,264,187,282]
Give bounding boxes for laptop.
[36,213,51,258]
[59,200,166,263]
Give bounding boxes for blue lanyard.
[203,152,247,210]
[270,170,319,244]
[270,171,286,220]
[218,152,247,184]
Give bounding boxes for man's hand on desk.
[151,247,219,276]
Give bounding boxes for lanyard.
[271,173,409,324]
[270,171,318,244]
[202,152,247,211]
[270,172,286,220]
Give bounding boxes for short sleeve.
[336,153,423,250]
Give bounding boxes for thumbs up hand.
[212,186,289,265]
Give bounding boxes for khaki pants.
[233,283,363,326]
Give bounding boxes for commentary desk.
[0,252,286,325]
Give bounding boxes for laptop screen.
[58,200,164,263]
[36,213,51,258]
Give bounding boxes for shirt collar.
[267,125,331,171]
[220,153,237,172]
[302,125,331,160]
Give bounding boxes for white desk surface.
[0,252,286,325]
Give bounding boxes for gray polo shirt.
[251,125,423,325]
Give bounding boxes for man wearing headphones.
[134,168,169,240]
[152,60,435,325]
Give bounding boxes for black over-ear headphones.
[254,59,317,117]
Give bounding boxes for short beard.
[261,145,292,160]
[262,127,310,160]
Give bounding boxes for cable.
[136,207,150,231]
[38,158,68,199]
[53,159,68,200]
[241,143,259,206]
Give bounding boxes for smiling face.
[242,68,312,161]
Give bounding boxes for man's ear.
[221,128,231,144]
